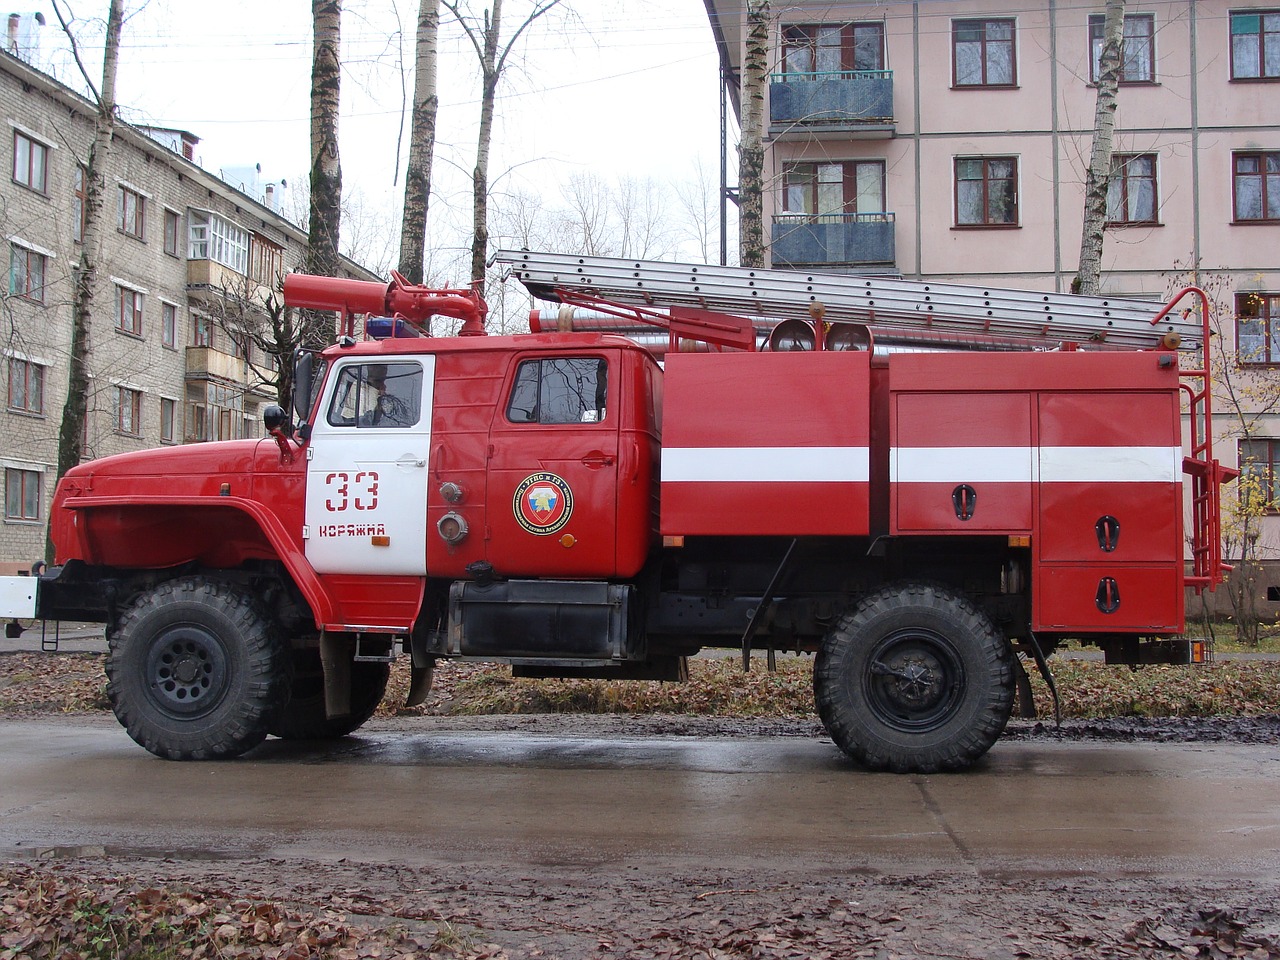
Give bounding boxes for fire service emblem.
[513,473,573,535]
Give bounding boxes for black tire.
[106,577,289,760]
[814,582,1014,773]
[270,652,390,740]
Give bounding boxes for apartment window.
[1231,11,1280,80]
[7,357,44,414]
[192,314,212,348]
[160,398,176,444]
[12,130,47,192]
[4,467,40,521]
[72,165,86,243]
[118,185,145,239]
[116,386,142,436]
[953,19,1016,87]
[249,234,284,287]
[116,285,144,336]
[781,22,885,75]
[955,157,1018,226]
[1234,152,1280,222]
[1107,154,1158,224]
[1089,13,1155,83]
[9,244,46,302]
[782,161,886,220]
[1237,292,1280,364]
[1240,439,1280,508]
[161,302,177,348]
[188,211,249,273]
[163,209,180,256]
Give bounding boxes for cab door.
[487,351,620,577]
[304,357,434,574]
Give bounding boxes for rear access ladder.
[491,249,1231,593]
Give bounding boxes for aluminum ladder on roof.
[491,249,1203,352]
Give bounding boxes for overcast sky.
[31,0,726,271]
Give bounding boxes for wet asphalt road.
[2,719,1278,881]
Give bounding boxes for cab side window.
[327,361,422,428]
[507,357,607,424]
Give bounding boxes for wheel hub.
[865,630,964,732]
[145,627,228,717]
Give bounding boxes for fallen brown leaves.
[0,863,506,960]
[6,651,1280,722]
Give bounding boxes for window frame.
[160,397,177,444]
[188,210,249,274]
[780,160,887,221]
[7,357,44,415]
[1233,151,1280,223]
[1107,153,1160,225]
[161,301,177,349]
[1230,10,1280,81]
[506,357,610,426]
[952,18,1017,88]
[9,243,47,303]
[1089,13,1156,84]
[954,156,1020,227]
[163,208,181,256]
[116,285,144,337]
[118,184,146,240]
[4,466,41,522]
[780,21,886,76]
[116,385,142,437]
[72,165,86,243]
[12,129,48,193]
[1239,438,1280,512]
[1236,291,1280,365]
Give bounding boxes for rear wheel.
[814,582,1014,773]
[106,577,289,760]
[270,651,390,740]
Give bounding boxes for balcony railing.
[771,212,896,268]
[769,69,894,138]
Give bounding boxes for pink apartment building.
[705,0,1280,615]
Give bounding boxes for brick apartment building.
[2,38,376,571]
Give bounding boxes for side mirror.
[292,351,315,421]
[263,404,290,435]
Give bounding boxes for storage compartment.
[447,579,632,662]
[1034,564,1183,632]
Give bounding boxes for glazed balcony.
[769,70,895,140]
[770,212,896,268]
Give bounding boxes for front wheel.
[814,582,1014,773]
[106,577,289,760]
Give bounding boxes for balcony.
[771,212,896,268]
[187,258,273,310]
[769,70,895,140]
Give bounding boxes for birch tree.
[397,0,439,284]
[738,0,769,268]
[1074,0,1125,296]
[443,0,563,296]
[305,0,343,347]
[47,0,123,560]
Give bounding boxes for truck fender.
[60,494,339,627]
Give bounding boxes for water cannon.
[283,270,488,338]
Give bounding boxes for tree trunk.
[47,0,122,562]
[397,0,439,285]
[469,1,502,297]
[306,0,343,347]
[445,0,561,300]
[1074,0,1125,296]
[738,0,769,268]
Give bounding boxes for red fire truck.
[0,251,1233,772]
